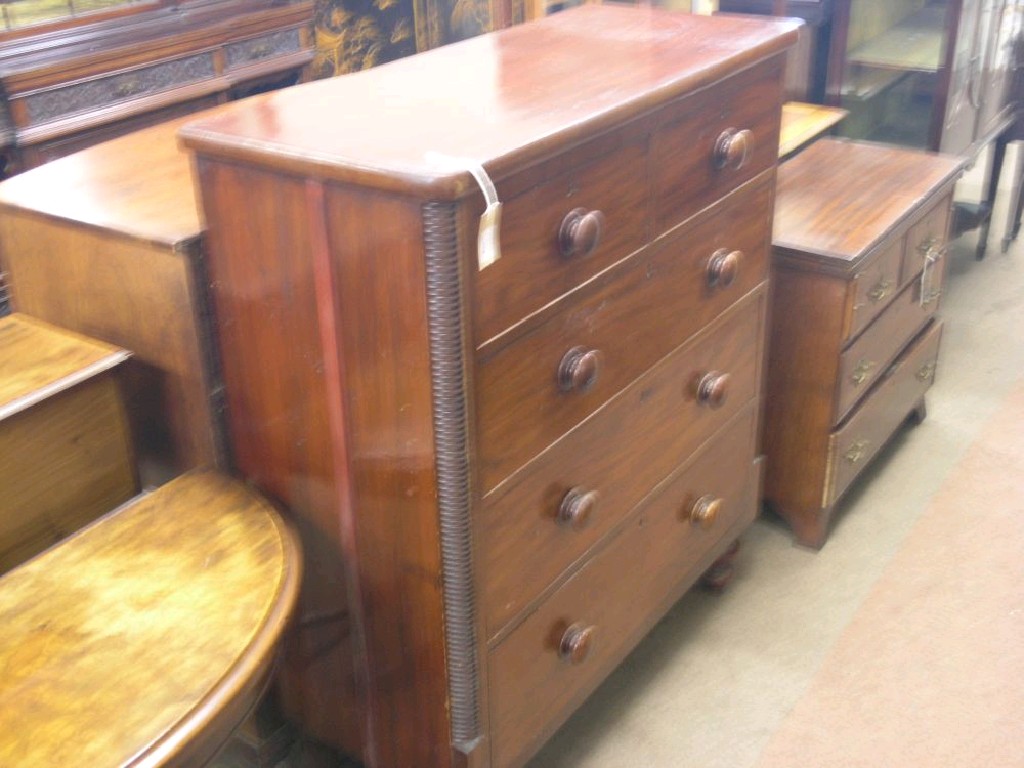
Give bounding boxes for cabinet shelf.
[846,3,946,73]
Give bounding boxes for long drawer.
[487,401,761,768]
[836,269,941,422]
[826,319,943,508]
[481,288,767,638]
[475,173,773,490]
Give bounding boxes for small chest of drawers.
[764,138,963,548]
[182,7,797,766]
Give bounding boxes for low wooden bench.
[0,469,301,767]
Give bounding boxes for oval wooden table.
[0,469,302,767]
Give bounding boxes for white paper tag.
[426,152,502,271]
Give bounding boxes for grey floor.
[527,153,1024,767]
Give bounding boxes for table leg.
[976,132,1009,260]
[1002,139,1024,253]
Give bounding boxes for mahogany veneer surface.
[181,7,798,766]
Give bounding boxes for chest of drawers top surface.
[181,5,798,195]
[774,138,963,266]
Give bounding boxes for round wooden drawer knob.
[707,249,742,289]
[558,488,599,530]
[559,208,605,258]
[713,128,753,170]
[689,495,722,529]
[695,371,730,409]
[559,623,596,665]
[558,346,603,393]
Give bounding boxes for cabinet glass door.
[834,0,954,149]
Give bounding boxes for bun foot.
[700,539,741,592]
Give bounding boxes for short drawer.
[901,193,953,286]
[472,139,650,343]
[481,293,766,638]
[845,236,903,343]
[487,403,760,768]
[21,53,218,127]
[651,53,785,234]
[475,174,773,490]
[836,274,938,422]
[826,320,943,508]
[225,28,305,71]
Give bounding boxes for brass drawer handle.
[919,241,944,307]
[916,361,937,383]
[559,623,595,665]
[917,236,941,254]
[558,347,603,393]
[706,249,742,289]
[845,439,870,464]
[850,359,876,386]
[868,278,893,303]
[250,43,272,59]
[558,487,599,530]
[713,127,753,170]
[695,371,730,409]
[558,208,605,258]
[688,495,722,529]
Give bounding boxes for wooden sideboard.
[765,138,963,547]
[0,0,314,173]
[181,6,798,766]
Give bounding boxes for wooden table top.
[0,470,301,768]
[0,107,227,248]
[0,314,129,421]
[779,101,848,159]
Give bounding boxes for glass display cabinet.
[827,0,1021,155]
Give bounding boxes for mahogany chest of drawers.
[181,7,797,766]
[765,138,963,548]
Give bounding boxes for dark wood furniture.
[0,469,301,767]
[0,0,313,173]
[180,6,799,766]
[0,110,227,480]
[765,138,962,547]
[0,313,136,572]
